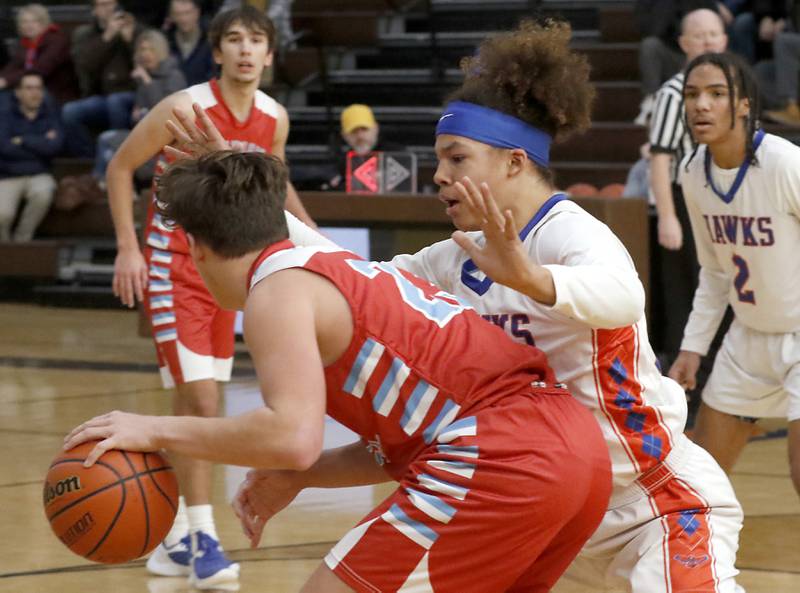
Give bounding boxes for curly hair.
[448,19,594,143]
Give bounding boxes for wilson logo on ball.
[43,475,82,505]
[59,511,96,547]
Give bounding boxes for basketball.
[43,441,179,564]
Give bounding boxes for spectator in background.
[165,0,214,86]
[634,0,721,123]
[0,4,78,104]
[325,103,404,190]
[92,29,187,185]
[763,30,800,125]
[63,0,144,157]
[727,0,790,63]
[0,72,63,242]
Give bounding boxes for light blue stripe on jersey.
[383,503,439,549]
[417,473,469,501]
[152,213,172,232]
[436,416,477,444]
[149,295,173,309]
[427,459,476,479]
[436,444,479,459]
[405,487,457,524]
[146,232,171,250]
[422,399,461,444]
[151,312,176,326]
[149,264,170,279]
[373,357,410,417]
[343,338,385,398]
[400,380,438,436]
[149,280,173,292]
[150,249,172,264]
[155,328,177,343]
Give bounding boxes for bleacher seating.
[4,0,800,306]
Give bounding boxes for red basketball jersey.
[146,79,279,255]
[248,242,562,480]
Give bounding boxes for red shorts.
[325,390,612,593]
[144,248,235,388]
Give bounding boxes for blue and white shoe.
[189,531,240,589]
[146,534,192,577]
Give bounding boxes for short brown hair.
[157,152,288,258]
[208,5,276,53]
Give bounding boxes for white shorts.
[553,435,744,593]
[703,319,800,421]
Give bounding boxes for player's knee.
[174,385,219,417]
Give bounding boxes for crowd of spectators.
[0,0,229,242]
[634,0,800,126]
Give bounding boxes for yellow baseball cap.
[341,104,377,134]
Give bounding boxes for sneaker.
[146,534,192,577]
[189,531,240,590]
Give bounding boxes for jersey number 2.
[347,259,468,327]
[732,255,755,304]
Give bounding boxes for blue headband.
[436,101,552,168]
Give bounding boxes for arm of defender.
[108,92,193,307]
[271,103,317,228]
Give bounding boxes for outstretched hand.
[164,102,230,161]
[451,177,544,298]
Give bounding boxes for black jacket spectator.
[71,17,145,96]
[166,25,214,86]
[0,91,63,178]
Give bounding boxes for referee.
[649,8,726,367]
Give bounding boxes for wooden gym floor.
[1,304,798,592]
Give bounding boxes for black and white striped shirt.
[649,72,695,183]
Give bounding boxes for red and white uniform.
[144,79,279,387]
[384,195,744,592]
[249,241,612,593]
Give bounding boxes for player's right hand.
[164,102,230,161]
[658,214,683,250]
[668,350,702,392]
[113,247,148,308]
[232,469,303,548]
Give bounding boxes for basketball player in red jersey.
[104,6,313,588]
[66,151,612,593]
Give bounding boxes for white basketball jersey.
[390,196,688,489]
[679,132,800,355]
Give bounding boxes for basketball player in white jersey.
[105,6,313,588]
[669,52,800,498]
[207,21,744,593]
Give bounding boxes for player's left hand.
[232,468,303,548]
[451,177,553,303]
[63,411,161,467]
[164,102,230,161]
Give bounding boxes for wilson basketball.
[43,441,179,564]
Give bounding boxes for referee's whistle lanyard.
[703,128,765,204]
